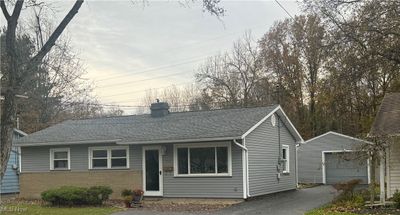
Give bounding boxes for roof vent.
[150,99,169,117]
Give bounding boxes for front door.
[142,146,163,196]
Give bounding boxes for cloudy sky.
[39,0,300,114]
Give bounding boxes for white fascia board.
[241,106,280,139]
[276,107,304,143]
[241,105,304,143]
[13,128,28,137]
[303,131,373,145]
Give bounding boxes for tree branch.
[30,0,84,65]
[0,0,10,20]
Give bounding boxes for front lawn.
[0,203,122,215]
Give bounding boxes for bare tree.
[258,15,327,138]
[139,84,205,113]
[196,32,265,108]
[0,0,225,179]
[0,0,84,179]
[354,135,392,204]
[303,0,400,65]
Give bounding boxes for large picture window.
[50,148,70,170]
[174,143,231,176]
[89,146,129,169]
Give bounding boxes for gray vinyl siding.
[21,143,141,172]
[163,142,243,198]
[246,115,297,197]
[387,137,400,198]
[20,141,243,198]
[298,133,366,184]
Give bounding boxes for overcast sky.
[21,0,301,114]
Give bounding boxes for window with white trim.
[282,145,289,173]
[89,146,129,169]
[50,148,70,170]
[174,143,231,176]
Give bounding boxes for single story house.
[298,131,371,185]
[0,129,27,195]
[15,103,303,199]
[370,92,400,198]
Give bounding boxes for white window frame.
[173,142,232,177]
[282,144,290,173]
[88,146,130,170]
[50,148,70,170]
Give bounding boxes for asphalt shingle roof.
[16,105,279,145]
[370,93,400,136]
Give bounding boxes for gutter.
[119,136,242,145]
[16,136,242,147]
[16,139,122,147]
[234,139,250,199]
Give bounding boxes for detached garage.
[298,131,371,185]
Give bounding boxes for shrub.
[393,190,400,208]
[333,179,362,197]
[41,186,88,206]
[86,186,113,205]
[121,189,133,197]
[41,186,113,206]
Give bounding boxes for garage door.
[325,152,368,184]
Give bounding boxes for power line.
[94,53,217,82]
[99,81,194,99]
[274,0,294,19]
[96,70,195,89]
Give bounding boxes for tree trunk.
[1,0,23,180]
[0,0,84,179]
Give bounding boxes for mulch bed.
[106,199,234,213]
[3,198,235,213]
[140,202,230,212]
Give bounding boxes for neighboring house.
[0,129,27,194]
[15,103,303,199]
[298,131,371,185]
[370,92,400,198]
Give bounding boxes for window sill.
[282,171,290,175]
[174,174,232,178]
[89,167,130,170]
[50,169,70,171]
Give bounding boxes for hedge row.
[41,186,112,206]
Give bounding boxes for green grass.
[0,203,123,215]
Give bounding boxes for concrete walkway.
[112,186,336,215]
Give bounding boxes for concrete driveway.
[112,186,336,215]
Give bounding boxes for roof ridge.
[66,104,279,122]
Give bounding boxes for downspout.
[18,146,22,173]
[244,138,250,198]
[277,115,282,182]
[295,142,301,188]
[233,139,249,199]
